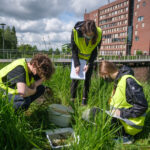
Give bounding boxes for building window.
[138,16,144,22]
[126,7,128,11]
[142,23,145,27]
[137,4,140,9]
[138,0,141,2]
[143,1,146,7]
[135,36,139,41]
[135,12,137,16]
[135,31,138,36]
[136,24,138,29]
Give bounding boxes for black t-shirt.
[2,65,40,89]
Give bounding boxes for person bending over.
[0,53,55,111]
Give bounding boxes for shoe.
[114,136,134,145]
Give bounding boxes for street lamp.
[0,23,6,58]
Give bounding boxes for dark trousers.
[8,85,45,111]
[71,65,93,100]
[111,117,128,136]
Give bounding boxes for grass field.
[0,63,150,150]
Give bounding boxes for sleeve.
[87,35,102,66]
[7,65,26,85]
[71,30,80,67]
[120,78,148,118]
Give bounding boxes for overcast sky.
[0,0,115,50]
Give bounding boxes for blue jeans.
[8,85,45,111]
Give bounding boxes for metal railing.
[97,55,150,62]
[0,50,150,63]
[0,50,72,60]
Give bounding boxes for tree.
[55,48,60,55]
[2,26,18,50]
[62,43,71,54]
[0,29,3,49]
[11,26,17,49]
[49,48,53,55]
[18,44,37,53]
[4,26,12,49]
[32,45,38,51]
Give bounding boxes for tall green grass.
[46,66,119,150]
[0,93,42,150]
[0,64,150,150]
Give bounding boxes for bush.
[136,50,143,55]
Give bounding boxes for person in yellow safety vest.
[99,61,148,144]
[70,20,102,105]
[0,53,55,111]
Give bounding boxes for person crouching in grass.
[99,61,148,144]
[0,53,55,111]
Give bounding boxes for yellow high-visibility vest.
[0,58,34,95]
[110,75,146,135]
[73,27,102,60]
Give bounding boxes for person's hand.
[111,109,121,117]
[75,66,80,75]
[83,65,89,73]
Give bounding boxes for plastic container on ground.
[47,104,74,127]
[46,128,79,149]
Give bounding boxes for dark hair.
[30,53,55,80]
[81,20,98,45]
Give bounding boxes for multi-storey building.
[132,0,150,55]
[84,0,150,55]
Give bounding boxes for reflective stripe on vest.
[73,27,102,60]
[78,52,91,57]
[123,118,143,129]
[0,58,33,95]
[110,75,146,135]
[110,107,146,130]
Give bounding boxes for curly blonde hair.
[30,53,55,80]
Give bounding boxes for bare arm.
[17,79,44,97]
[17,82,36,97]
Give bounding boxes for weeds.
[0,65,150,150]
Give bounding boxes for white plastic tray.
[46,128,79,149]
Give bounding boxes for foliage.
[1,64,150,150]
[0,94,42,150]
[0,26,17,50]
[136,50,143,56]
[18,44,38,53]
[48,48,53,55]
[55,48,60,55]
[62,43,71,54]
